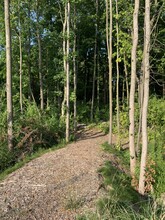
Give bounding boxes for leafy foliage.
[0,102,65,173]
[77,152,165,220]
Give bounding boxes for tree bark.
[116,0,120,140]
[66,1,70,143]
[36,0,44,111]
[18,8,23,113]
[129,0,139,177]
[73,5,77,133]
[61,3,67,117]
[4,0,13,150]
[106,0,113,145]
[139,0,150,195]
[91,0,98,121]
[27,2,33,101]
[124,53,129,106]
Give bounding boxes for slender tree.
[139,0,151,195]
[115,0,120,140]
[123,53,129,106]
[91,0,98,121]
[27,0,33,101]
[4,0,13,150]
[73,4,77,133]
[129,0,139,177]
[106,0,113,145]
[18,1,23,113]
[66,1,70,142]
[61,3,67,117]
[36,0,44,111]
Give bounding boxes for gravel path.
[0,127,114,220]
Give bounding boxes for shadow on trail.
[75,127,107,141]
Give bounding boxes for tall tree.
[4,0,13,150]
[18,0,23,113]
[115,0,120,140]
[90,0,98,121]
[73,4,77,133]
[139,0,151,195]
[36,0,44,111]
[106,0,113,145]
[66,1,70,142]
[129,0,139,177]
[61,2,67,117]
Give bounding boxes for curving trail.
[0,127,115,220]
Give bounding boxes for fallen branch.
[17,129,38,148]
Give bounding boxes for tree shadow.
[75,126,106,141]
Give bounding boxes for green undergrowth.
[102,142,130,168]
[77,142,165,220]
[0,101,67,177]
[77,161,165,220]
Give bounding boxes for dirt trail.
[0,127,115,220]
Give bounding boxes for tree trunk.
[116,0,120,140]
[106,0,113,145]
[18,10,23,113]
[129,0,139,177]
[139,0,150,195]
[96,1,100,113]
[90,0,98,121]
[73,5,77,133]
[27,2,33,101]
[61,3,67,117]
[36,0,44,111]
[136,62,144,155]
[4,0,13,150]
[66,1,70,143]
[38,34,43,111]
[124,53,129,106]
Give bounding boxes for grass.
[77,142,165,220]
[65,194,85,211]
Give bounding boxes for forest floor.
[0,126,123,220]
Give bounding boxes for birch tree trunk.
[106,0,113,145]
[124,53,129,106]
[66,1,70,143]
[136,62,144,155]
[4,0,13,150]
[129,0,139,177]
[73,5,77,133]
[18,9,23,113]
[27,2,33,101]
[61,4,67,117]
[115,0,120,140]
[38,33,43,110]
[139,0,151,195]
[36,0,44,111]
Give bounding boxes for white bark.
[139,0,150,195]
[18,10,23,113]
[129,0,139,177]
[73,5,77,133]
[61,4,67,117]
[116,0,120,139]
[36,0,44,111]
[66,1,70,143]
[106,0,113,145]
[4,0,13,150]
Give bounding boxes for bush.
[0,144,16,172]
[0,102,65,173]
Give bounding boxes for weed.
[65,193,85,211]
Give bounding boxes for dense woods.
[0,0,165,216]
